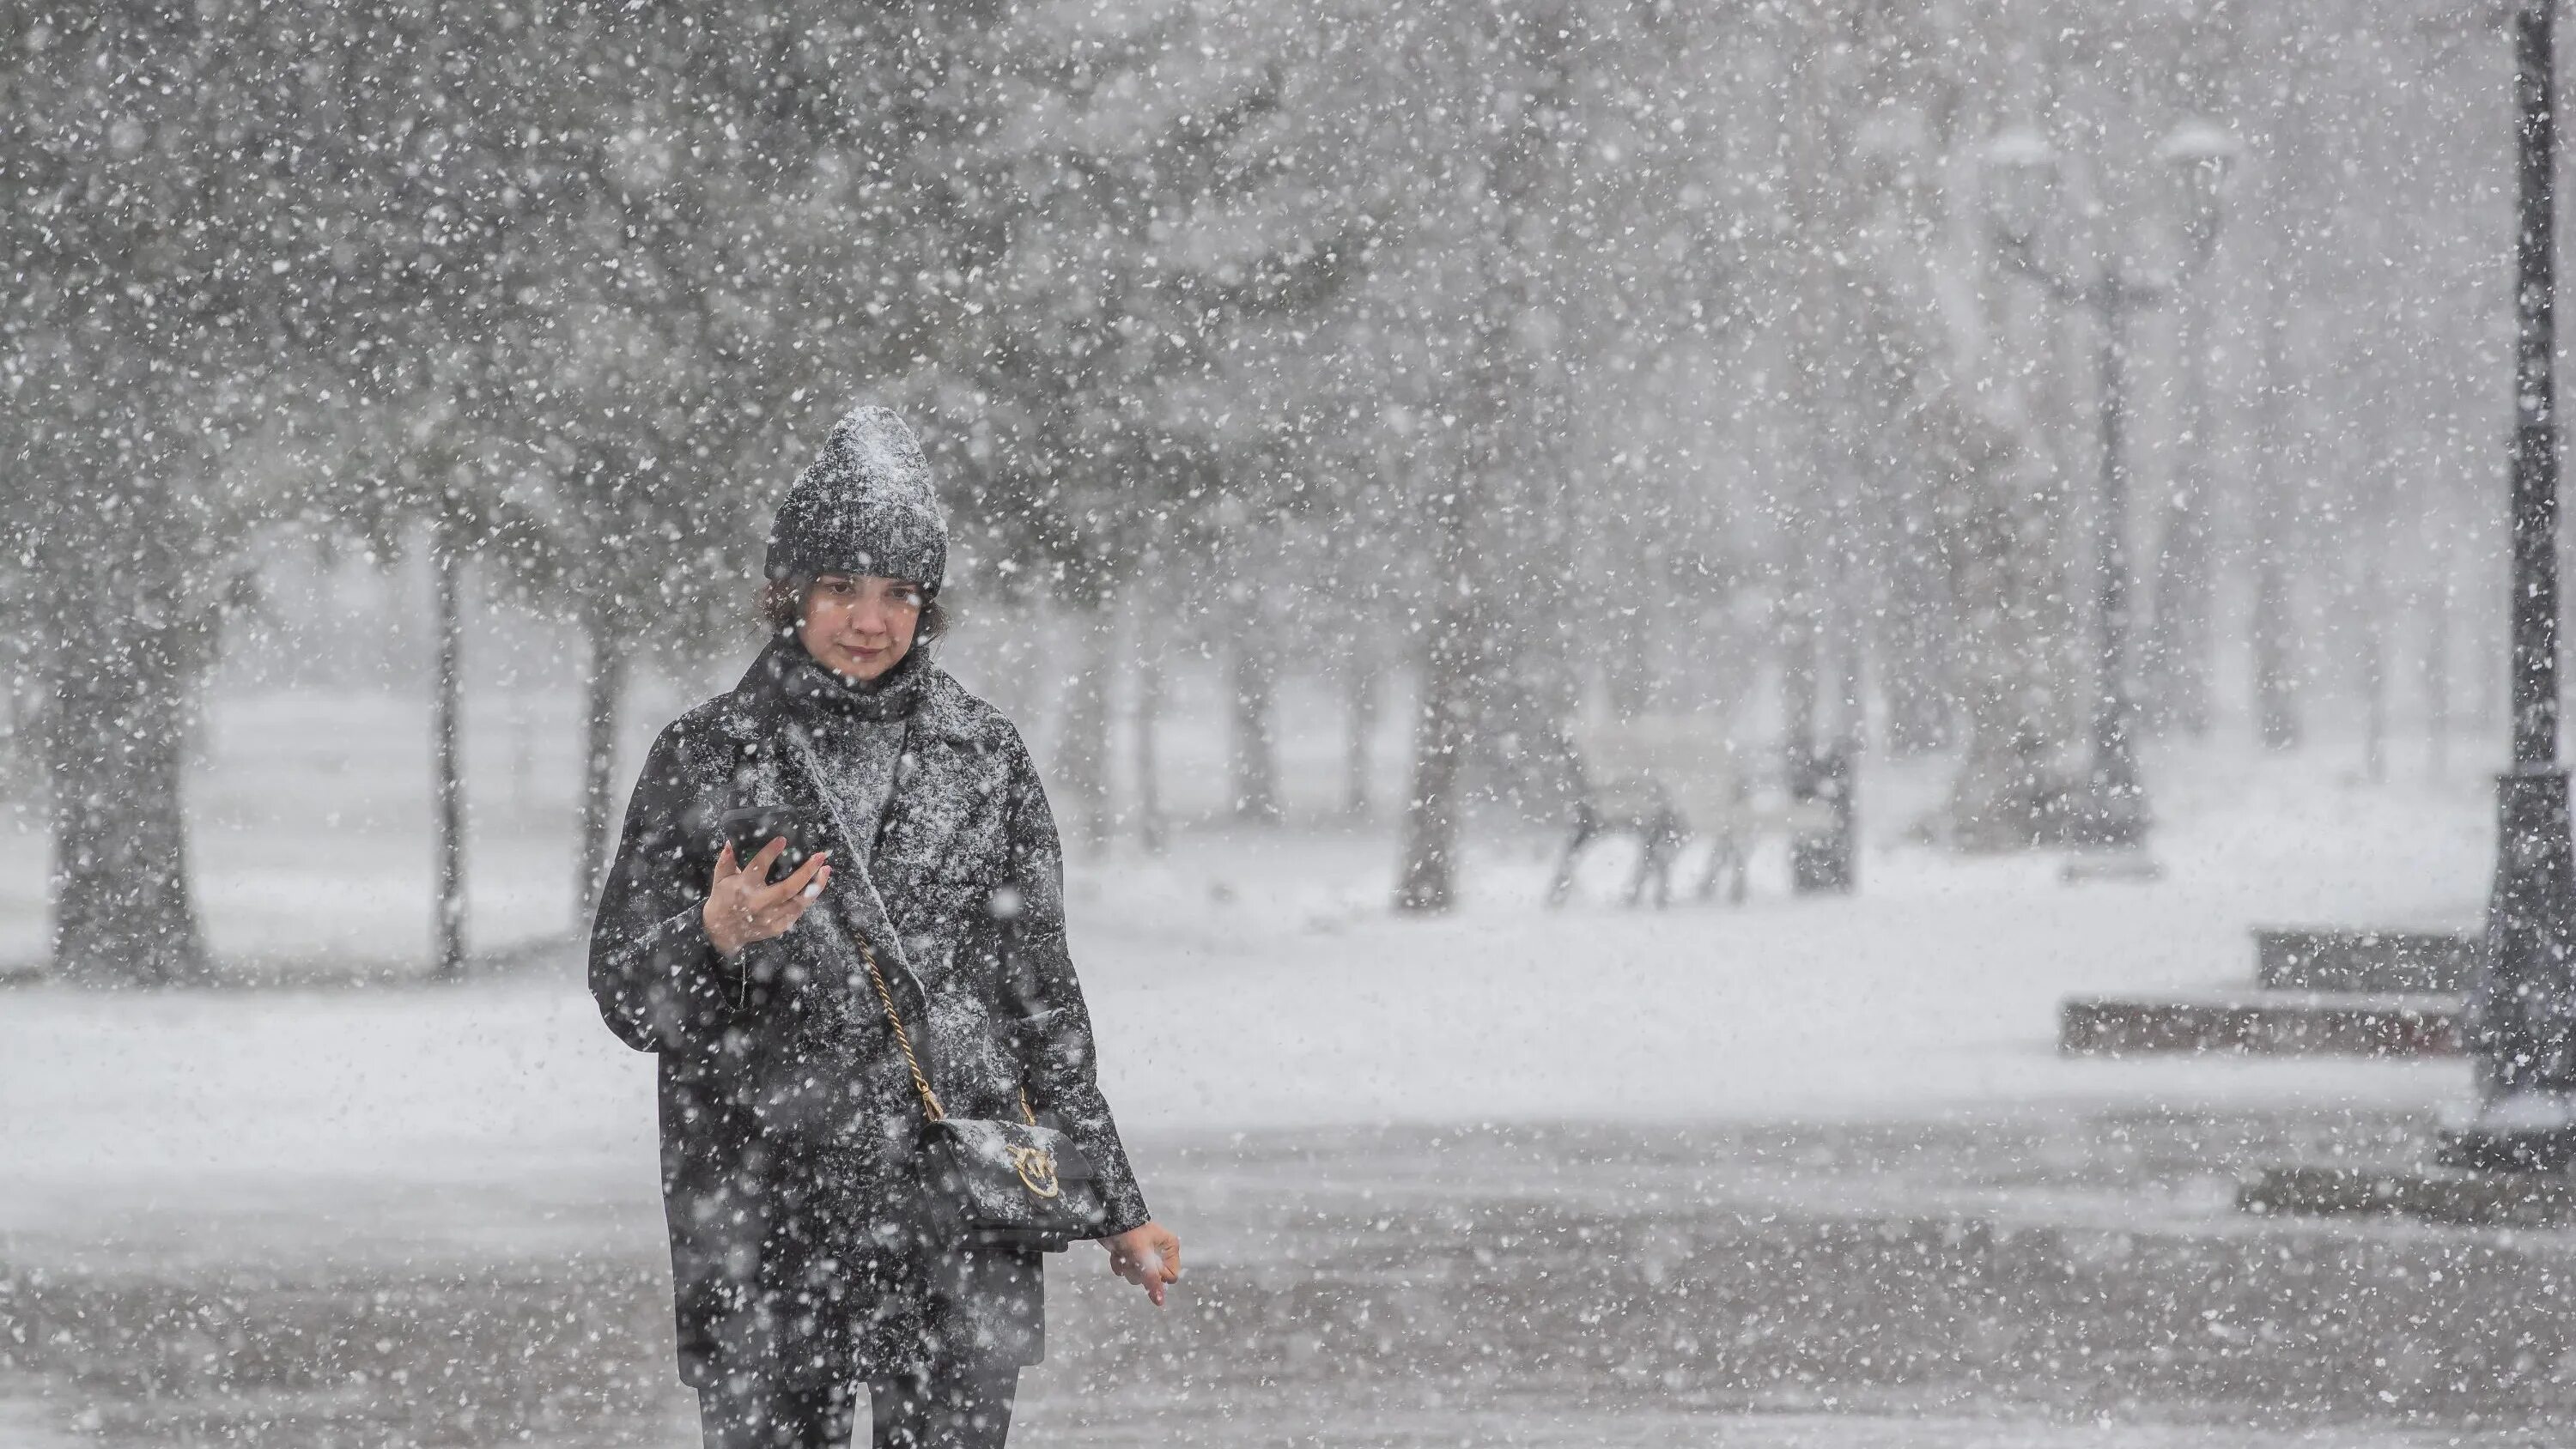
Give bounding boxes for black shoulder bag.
[855,936,1115,1253]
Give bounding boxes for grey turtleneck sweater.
[775,636,928,870]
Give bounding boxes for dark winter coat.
[588,633,1151,1391]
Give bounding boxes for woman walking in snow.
[589,404,1179,1449]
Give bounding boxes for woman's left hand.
[1103,1222,1181,1307]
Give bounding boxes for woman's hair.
[757,574,950,644]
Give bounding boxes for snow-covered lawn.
[0,693,2497,1247]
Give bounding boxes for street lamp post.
[1979,125,2233,871]
[2437,0,2576,1174]
[2150,121,2245,739]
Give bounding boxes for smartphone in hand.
[718,805,822,884]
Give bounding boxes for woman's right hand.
[703,839,832,959]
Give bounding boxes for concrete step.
[2058,991,2462,1058]
[2253,926,2482,995]
[2239,1163,2576,1227]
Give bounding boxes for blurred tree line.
[0,0,2524,981]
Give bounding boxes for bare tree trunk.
[1781,532,1821,770]
[432,519,467,979]
[1227,600,1281,826]
[575,601,629,926]
[511,698,534,806]
[1394,5,1570,914]
[0,619,45,803]
[1345,643,1379,819]
[2425,579,2451,779]
[2356,423,2395,786]
[2251,552,2300,750]
[1826,470,1868,758]
[1057,603,1117,853]
[1132,588,1167,854]
[1396,420,1497,912]
[2360,560,2388,786]
[48,598,207,985]
[1777,19,1832,789]
[1396,596,1476,912]
[1880,454,1953,755]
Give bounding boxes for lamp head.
[1981,127,2059,249]
[2157,118,2241,258]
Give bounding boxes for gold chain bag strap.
[769,724,1111,1252]
[854,932,1110,1251]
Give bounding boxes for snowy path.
[5,1114,2569,1446]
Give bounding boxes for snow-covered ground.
[0,676,2499,1248]
[0,679,2547,1446]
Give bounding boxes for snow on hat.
[763,404,948,590]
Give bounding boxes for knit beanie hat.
[763,404,948,591]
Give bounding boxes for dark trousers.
[698,1366,1020,1449]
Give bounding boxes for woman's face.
[799,573,924,682]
